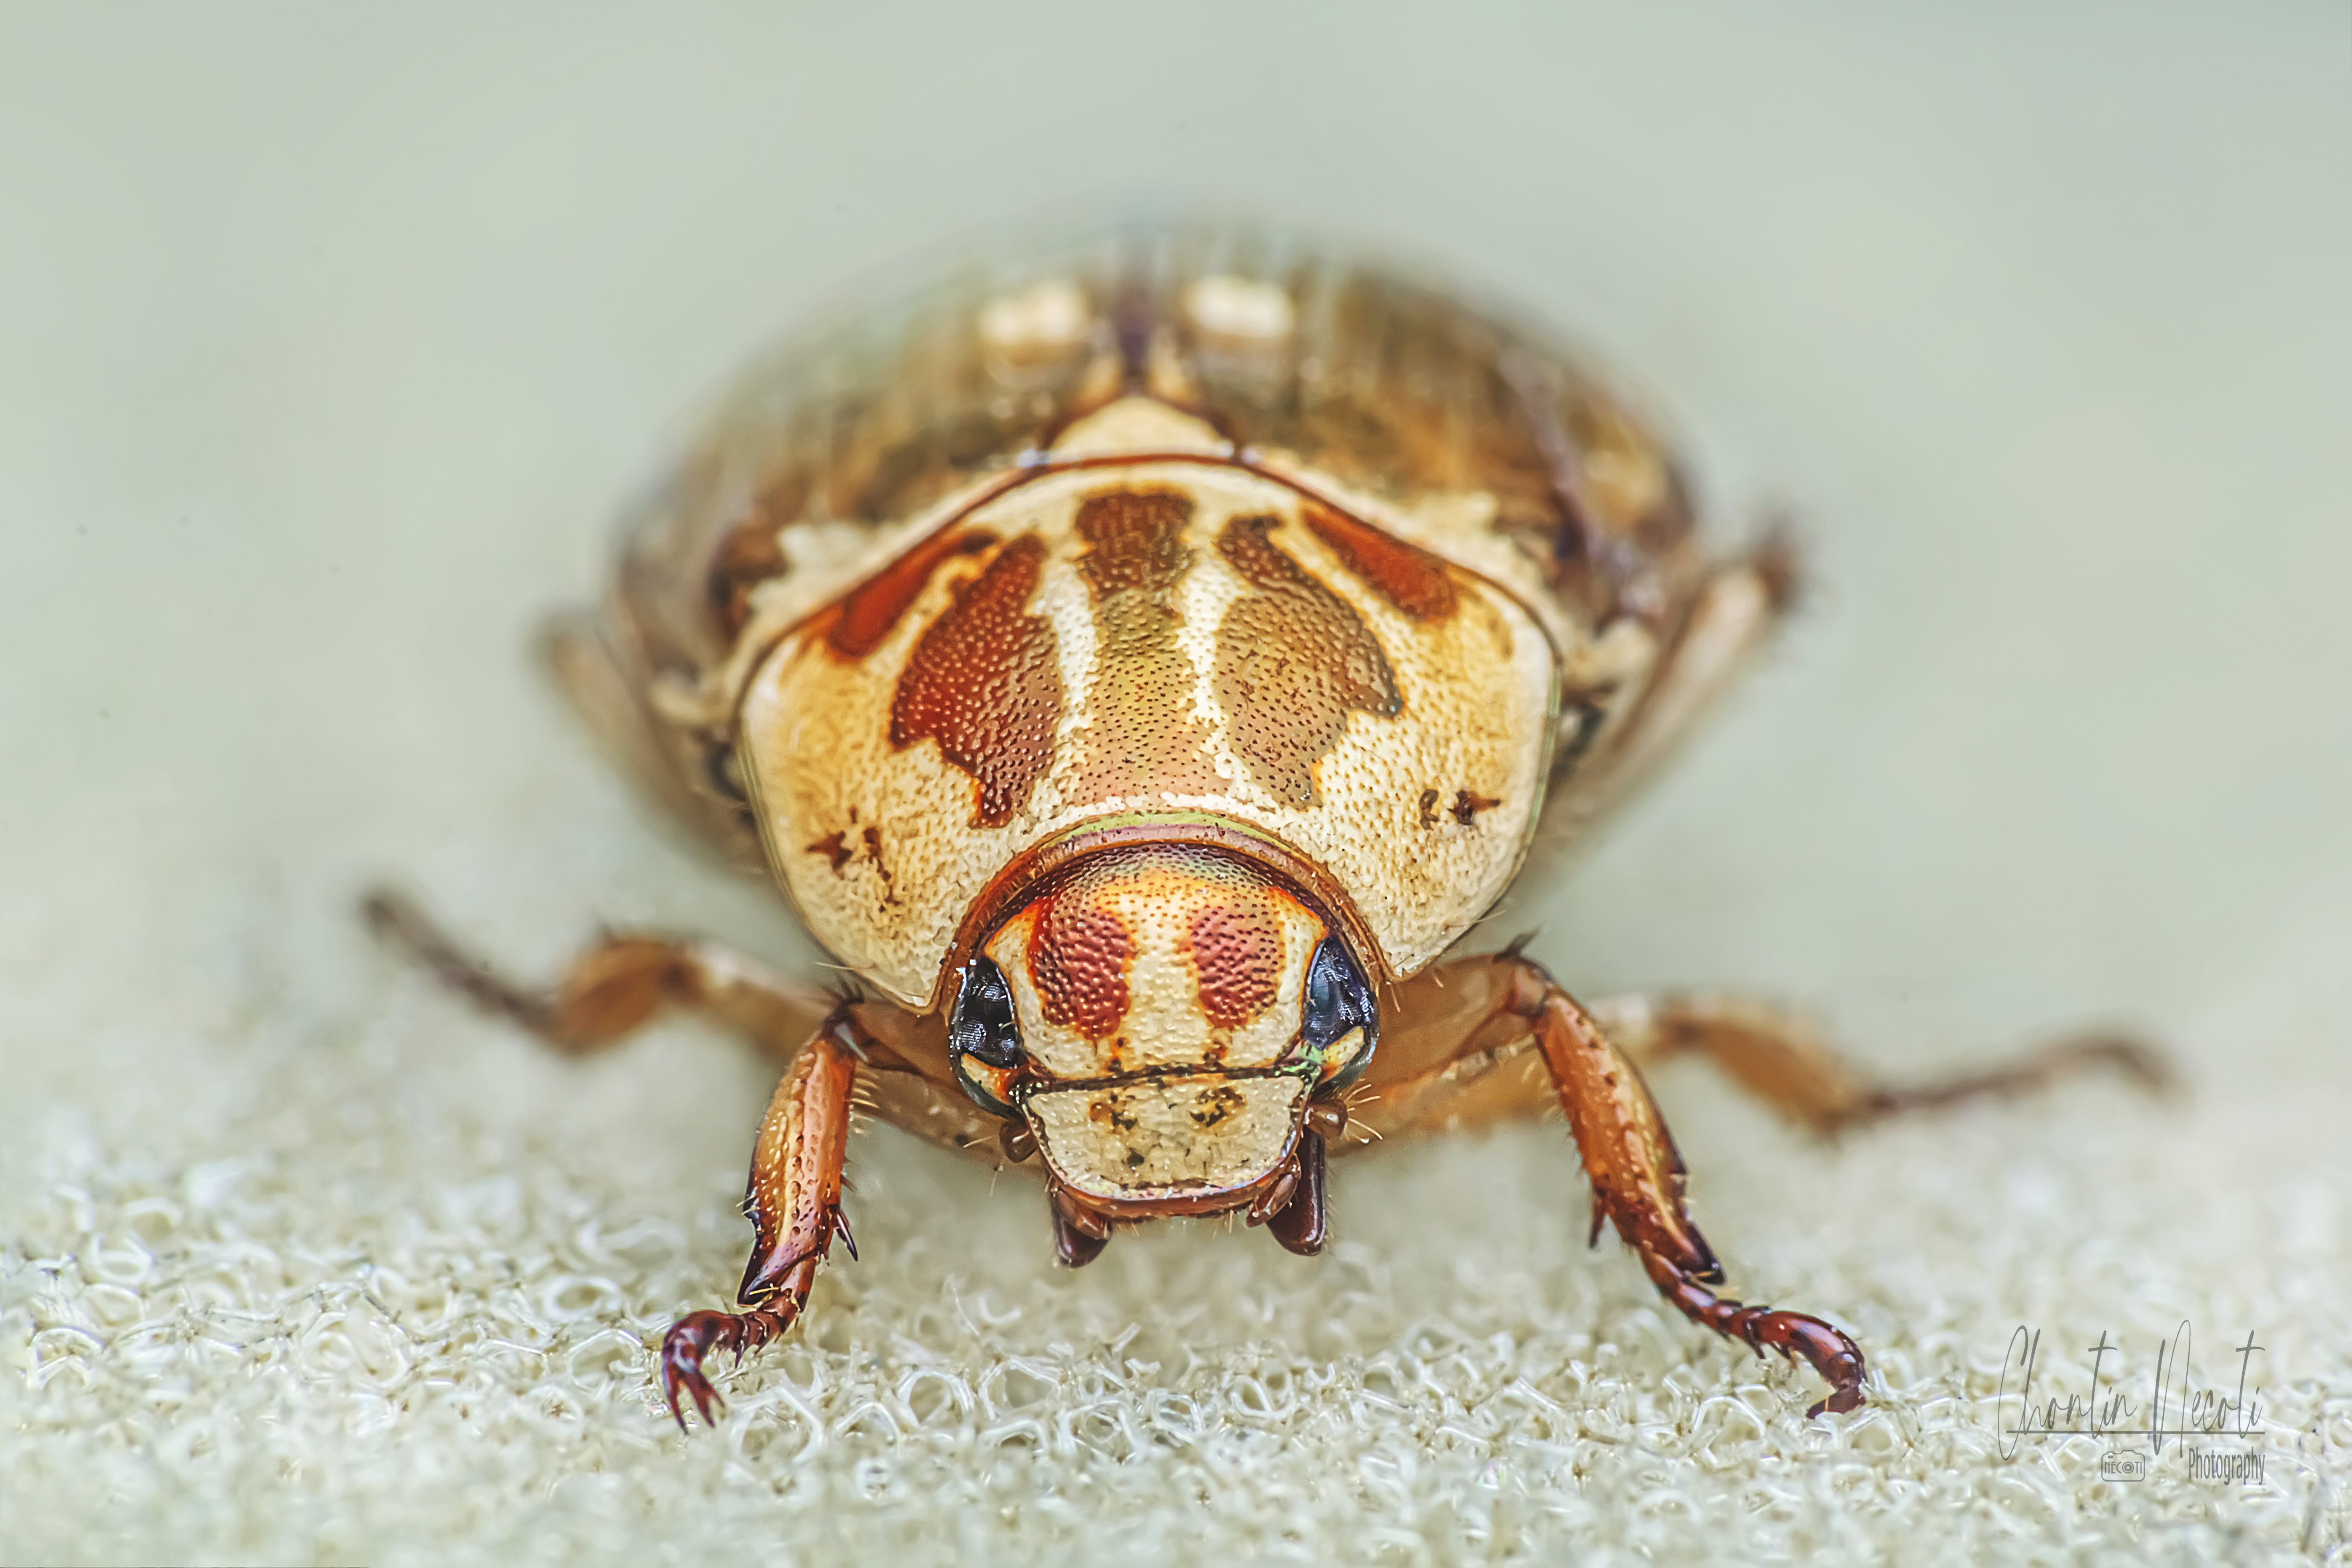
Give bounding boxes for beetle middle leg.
[361,887,830,1061]
[1584,993,2174,1138]
[1354,952,1867,1417]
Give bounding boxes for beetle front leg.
[1513,964,1866,1417]
[660,1010,859,1431]
[1366,953,1867,1418]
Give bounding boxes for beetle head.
[949,843,1376,1214]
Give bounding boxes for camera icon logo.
[2101,1451,2150,1483]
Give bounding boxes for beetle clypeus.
[365,226,2169,1429]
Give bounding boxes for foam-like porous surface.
[7,950,2349,1564]
[5,8,2348,1564]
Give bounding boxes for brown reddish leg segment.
[1585,993,2175,1138]
[1356,954,1866,1418]
[361,890,1024,1431]
[365,885,1011,1163]
[361,887,831,1060]
[660,1014,860,1431]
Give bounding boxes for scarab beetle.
[365,224,2167,1429]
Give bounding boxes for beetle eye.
[1302,936,1377,1054]
[949,956,1023,1069]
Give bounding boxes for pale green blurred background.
[3,5,2347,1564]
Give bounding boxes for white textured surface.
[4,5,2349,1564]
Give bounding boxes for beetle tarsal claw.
[659,1305,796,1432]
[1635,1246,1867,1418]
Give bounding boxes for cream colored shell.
[737,406,1561,1007]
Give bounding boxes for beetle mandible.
[365,227,2169,1427]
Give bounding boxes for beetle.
[364,225,2168,1429]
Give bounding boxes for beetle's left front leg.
[1366,954,1867,1418]
[659,1009,859,1431]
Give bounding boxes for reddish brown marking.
[1213,515,1402,809]
[1299,500,1460,621]
[947,818,1384,1008]
[1030,893,1134,1042]
[805,832,854,872]
[1417,788,1441,827]
[829,527,996,658]
[1185,899,1285,1030]
[890,535,1062,828]
[1451,790,1501,825]
[1072,489,1223,799]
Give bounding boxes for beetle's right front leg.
[659,1010,860,1431]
